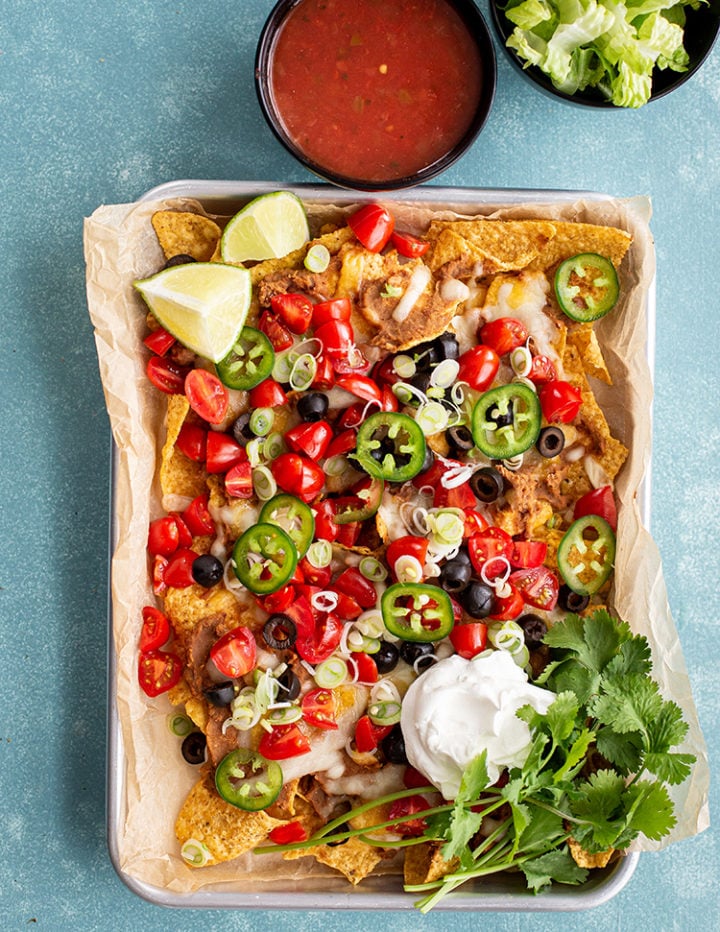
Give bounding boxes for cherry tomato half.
[271,453,325,502]
[284,421,333,461]
[290,599,343,664]
[184,368,229,425]
[163,548,198,588]
[386,536,429,576]
[509,540,548,569]
[268,821,309,845]
[182,494,215,536]
[147,516,182,556]
[209,626,257,678]
[538,380,583,424]
[333,566,379,609]
[270,292,313,334]
[390,230,430,257]
[488,582,525,620]
[510,566,559,611]
[139,606,171,652]
[206,431,246,474]
[312,297,352,328]
[348,203,395,253]
[351,651,378,684]
[311,353,335,390]
[314,320,355,360]
[354,714,392,753]
[528,354,557,384]
[457,344,500,392]
[138,649,182,697]
[259,723,311,760]
[468,527,513,574]
[479,317,529,356]
[387,795,430,837]
[573,484,617,531]
[175,423,207,462]
[301,687,338,730]
[335,374,383,405]
[450,621,488,659]
[225,460,254,498]
[258,309,294,351]
[143,327,176,356]
[249,378,288,408]
[146,355,188,394]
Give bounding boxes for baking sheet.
[90,181,704,910]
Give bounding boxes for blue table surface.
[1,1,717,929]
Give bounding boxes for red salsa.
[269,0,484,183]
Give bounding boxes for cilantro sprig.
[256,610,695,912]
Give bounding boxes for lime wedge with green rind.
[221,191,310,263]
[134,262,252,363]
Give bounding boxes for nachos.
[134,196,637,888]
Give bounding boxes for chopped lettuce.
[502,0,706,107]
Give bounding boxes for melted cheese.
[482,271,559,362]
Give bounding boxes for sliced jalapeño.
[232,522,298,594]
[215,748,283,811]
[381,582,454,642]
[557,515,616,596]
[354,412,426,482]
[471,383,541,460]
[554,253,619,322]
[217,326,275,390]
[259,493,315,557]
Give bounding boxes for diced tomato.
[528,354,557,384]
[146,355,188,394]
[380,385,399,412]
[312,297,352,328]
[337,402,368,430]
[209,626,257,678]
[259,724,312,760]
[311,353,335,390]
[403,765,430,789]
[509,540,548,569]
[314,320,355,360]
[169,513,193,548]
[390,230,429,257]
[450,621,488,659]
[479,318,529,356]
[249,378,288,408]
[434,482,477,511]
[138,649,182,697]
[488,582,525,620]
[225,460,254,498]
[347,203,395,252]
[152,555,168,595]
[510,566,559,611]
[538,380,583,424]
[463,509,489,538]
[299,556,332,588]
[351,651,378,684]
[184,368,229,425]
[284,421,333,461]
[457,344,500,392]
[258,309,294,351]
[329,588,363,621]
[163,548,198,588]
[143,327,176,356]
[468,527,513,574]
[333,567,378,609]
[147,516,181,556]
[325,429,356,459]
[335,374,383,405]
[301,687,338,730]
[139,606,171,652]
[313,499,339,542]
[175,422,207,462]
[270,292,313,334]
[206,431,247,474]
[331,347,372,376]
[257,584,296,614]
[573,484,617,532]
[289,598,344,664]
[268,821,309,845]
[335,521,361,547]
[182,494,215,536]
[271,453,325,502]
[354,714,391,753]
[387,795,430,837]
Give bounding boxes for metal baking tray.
[107,181,651,910]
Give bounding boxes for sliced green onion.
[368,700,401,727]
[488,620,525,655]
[355,610,385,639]
[357,634,380,654]
[272,350,295,383]
[263,432,285,461]
[264,705,302,725]
[415,400,449,435]
[429,509,465,545]
[510,346,532,377]
[430,358,460,388]
[392,381,427,406]
[324,454,350,477]
[252,465,277,501]
[315,656,349,689]
[250,407,274,437]
[304,242,331,273]
[359,556,387,582]
[346,628,366,652]
[166,712,194,737]
[246,437,264,467]
[289,353,317,391]
[393,355,416,379]
[181,838,213,866]
[306,539,333,569]
[393,554,424,584]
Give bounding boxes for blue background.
[1,1,717,929]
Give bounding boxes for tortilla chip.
[426,219,557,273]
[175,776,281,866]
[160,395,208,499]
[163,584,257,644]
[568,837,615,869]
[266,778,303,821]
[527,221,632,272]
[403,842,458,886]
[151,211,221,262]
[567,324,612,384]
[250,226,354,285]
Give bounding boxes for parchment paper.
[84,190,709,895]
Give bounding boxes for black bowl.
[490,0,720,108]
[255,0,497,190]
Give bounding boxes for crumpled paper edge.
[84,190,709,894]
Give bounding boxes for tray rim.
[107,180,652,910]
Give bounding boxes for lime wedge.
[134,262,252,363]
[221,191,310,263]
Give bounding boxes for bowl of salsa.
[255,0,497,190]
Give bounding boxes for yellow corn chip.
[403,842,458,886]
[568,838,615,869]
[175,777,281,866]
[567,324,612,384]
[151,210,221,262]
[528,221,632,272]
[160,394,207,499]
[426,219,557,273]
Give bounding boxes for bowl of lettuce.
[490,0,720,108]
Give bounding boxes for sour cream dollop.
[400,651,554,799]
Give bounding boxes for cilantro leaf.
[588,673,664,734]
[595,724,644,774]
[520,848,588,892]
[620,780,677,843]
[517,806,566,854]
